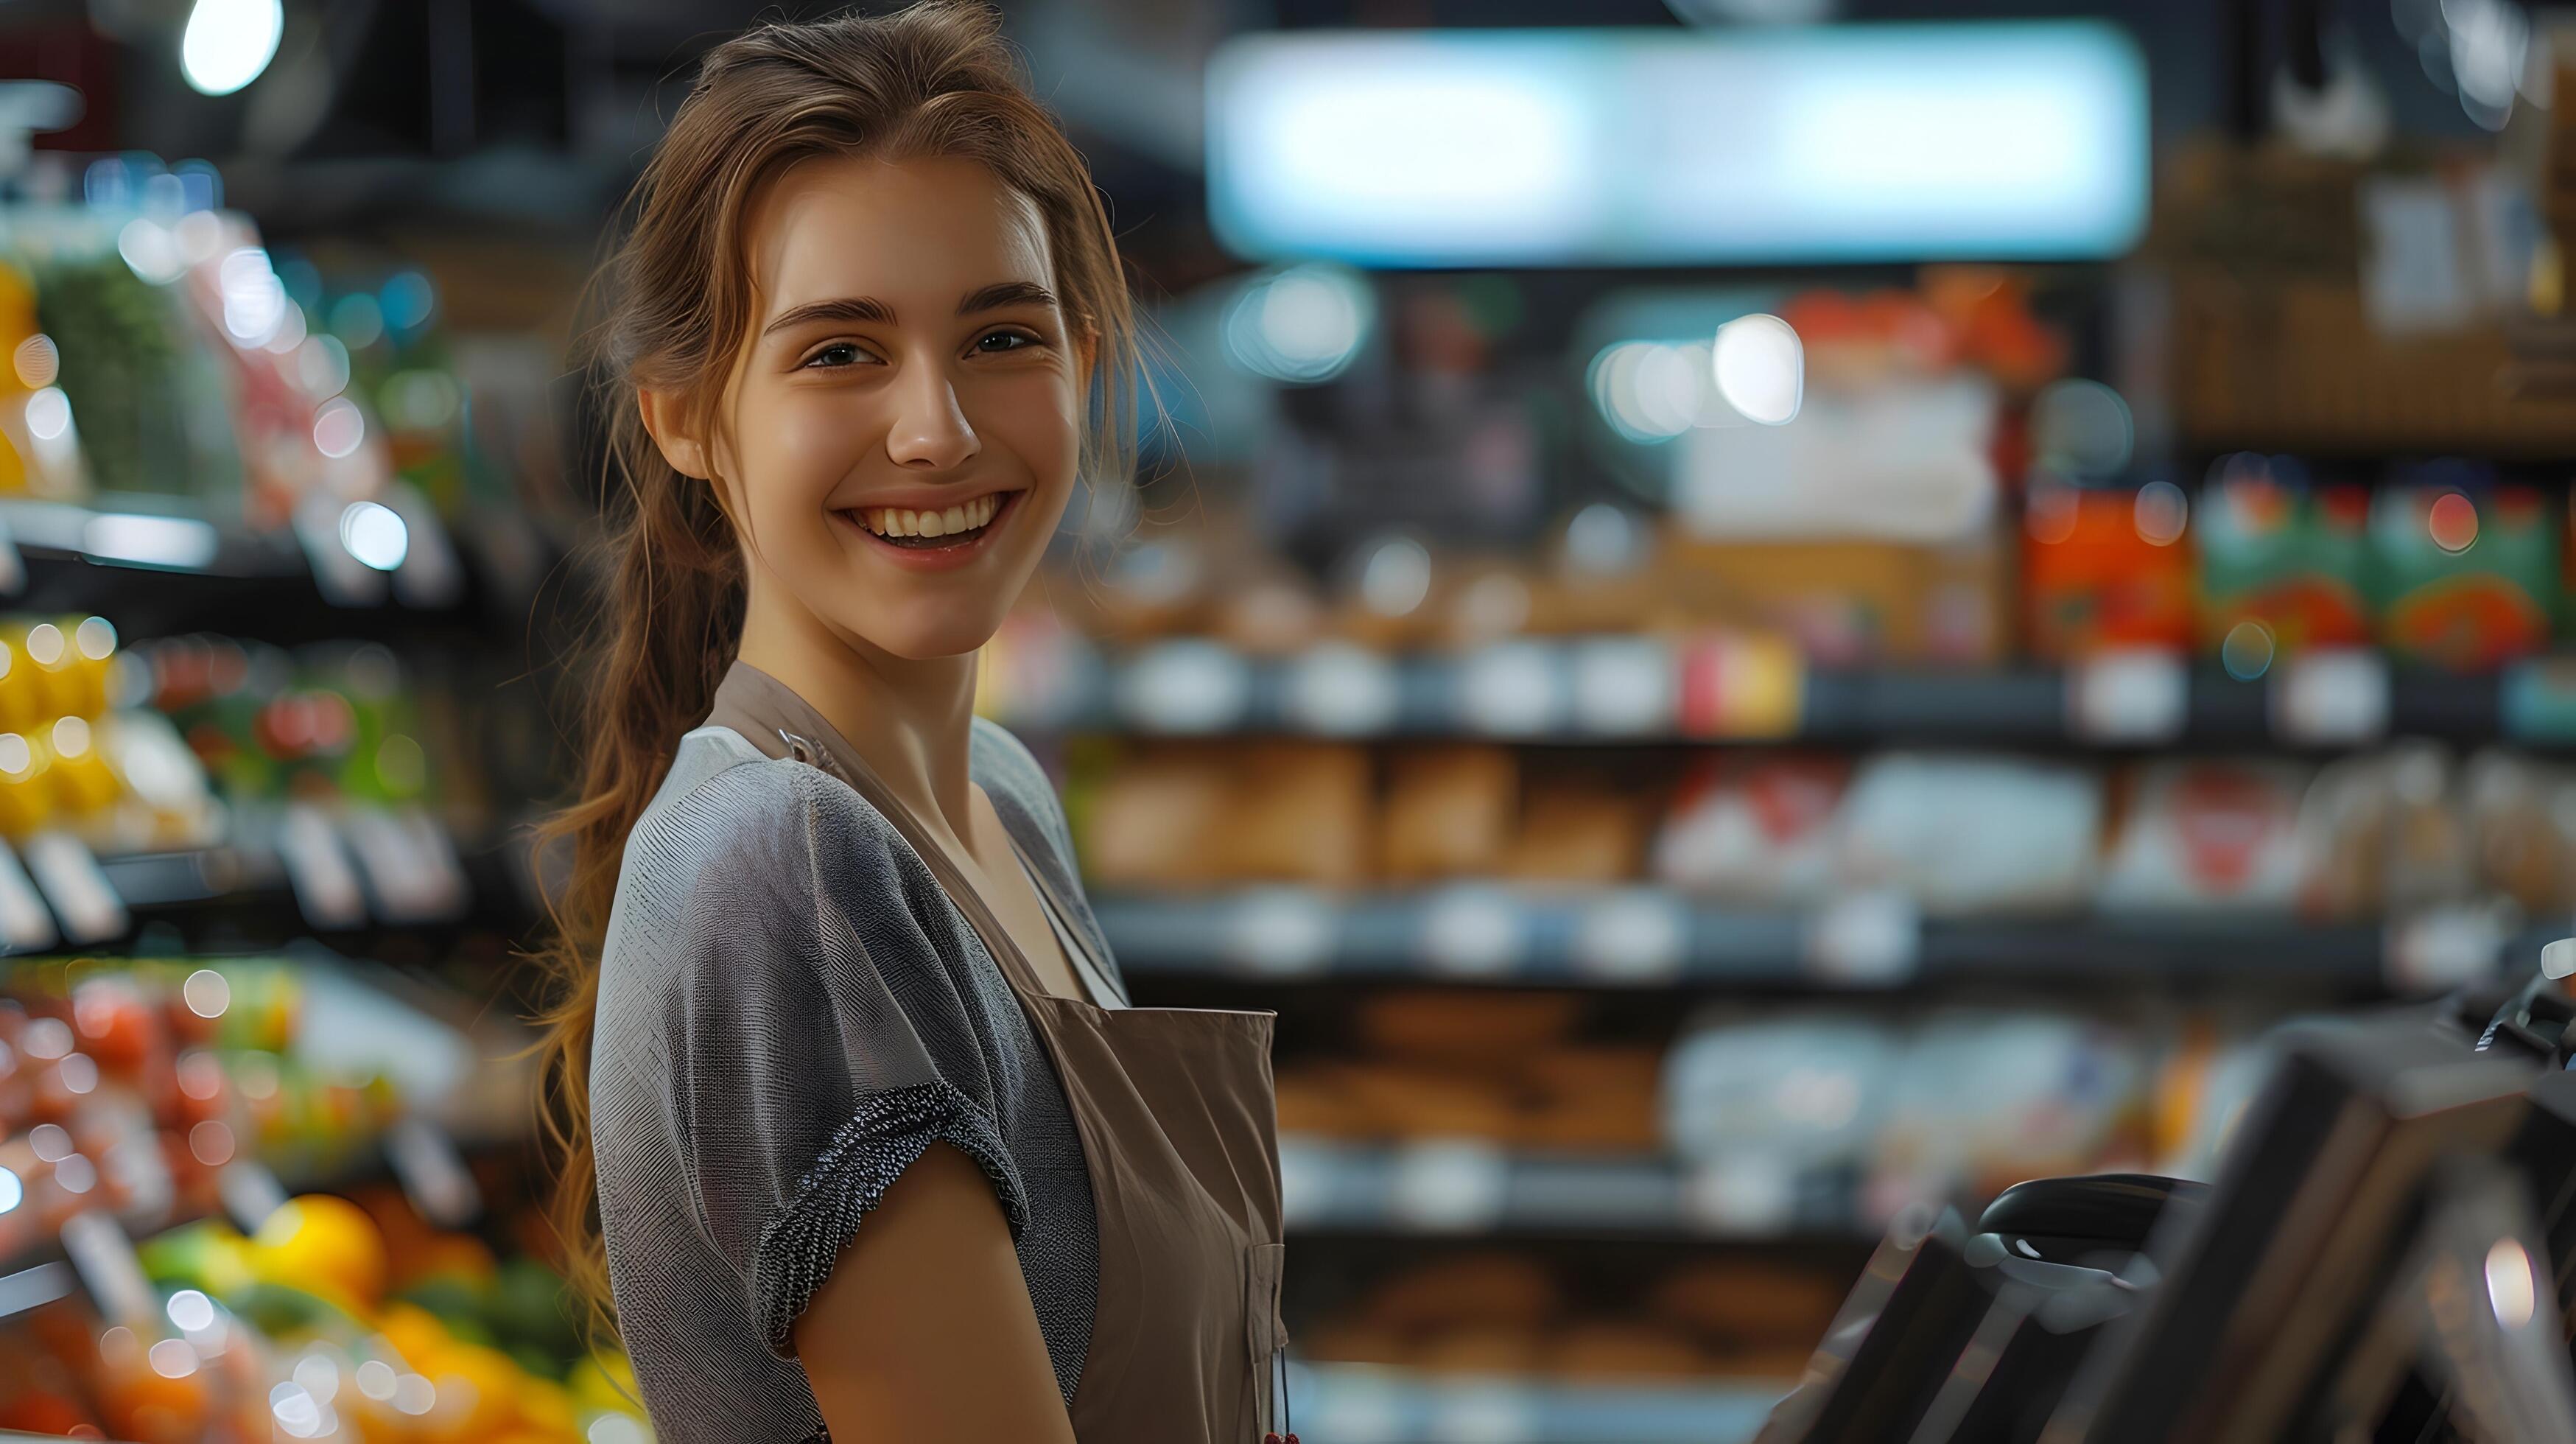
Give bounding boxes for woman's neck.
[735,581,980,844]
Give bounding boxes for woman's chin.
[847,616,1008,664]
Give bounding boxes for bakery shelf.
[1285,1360,1787,1444]
[1281,1135,1865,1241]
[1096,889,2523,995]
[997,637,2562,749]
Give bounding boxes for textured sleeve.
[642,762,1031,1359]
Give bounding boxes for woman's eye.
[976,329,1042,354]
[802,342,866,369]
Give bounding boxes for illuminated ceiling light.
[337,501,409,571]
[180,0,285,98]
[1712,314,1803,426]
[1222,263,1373,384]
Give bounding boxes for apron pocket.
[1245,1241,1289,1440]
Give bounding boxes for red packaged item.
[2096,760,2312,911]
[2024,481,2195,660]
[1652,754,1850,904]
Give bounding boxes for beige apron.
[707,668,1294,1443]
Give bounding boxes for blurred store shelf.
[1285,1361,1786,1444]
[51,805,475,948]
[994,637,2576,749]
[1282,1135,1864,1241]
[1098,888,2527,994]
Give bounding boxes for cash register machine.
[1756,939,2576,1444]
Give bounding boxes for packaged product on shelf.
[1073,744,1238,889]
[2463,749,2576,911]
[1308,1250,1827,1385]
[1076,741,1372,889]
[1658,534,2009,666]
[1646,1260,1845,1362]
[0,255,86,500]
[1378,746,1517,882]
[1221,742,1374,887]
[1333,1060,1524,1142]
[1835,754,2102,914]
[2023,480,2197,660]
[1353,990,1580,1068]
[1660,1010,1895,1178]
[1498,774,1650,883]
[2295,745,2475,917]
[1652,753,1851,903]
[29,244,184,502]
[1516,1044,1663,1153]
[1357,1250,1559,1339]
[2372,475,2557,670]
[1867,1010,2150,1213]
[1543,1321,1713,1381]
[171,214,394,531]
[2096,758,2315,911]
[2195,459,2372,654]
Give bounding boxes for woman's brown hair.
[532,0,1145,1332]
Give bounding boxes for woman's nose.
[884,360,981,471]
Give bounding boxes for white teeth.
[859,495,1004,539]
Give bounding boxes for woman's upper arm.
[792,1141,1076,1442]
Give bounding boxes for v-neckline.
[706,662,1112,1010]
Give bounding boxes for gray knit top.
[590,715,1124,1443]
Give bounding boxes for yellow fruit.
[566,1349,641,1415]
[373,1301,455,1373]
[251,1194,389,1311]
[421,1342,520,1444]
[397,1233,498,1290]
[516,1378,577,1435]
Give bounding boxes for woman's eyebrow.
[761,281,1060,337]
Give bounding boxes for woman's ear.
[637,388,713,480]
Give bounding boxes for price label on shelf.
[1681,1157,1799,1236]
[2272,649,2390,746]
[0,1261,75,1322]
[340,805,468,923]
[1388,1140,1509,1231]
[1572,891,1687,984]
[1420,886,1523,978]
[2067,648,2187,744]
[1428,1391,1542,1444]
[1282,643,1400,736]
[59,1210,156,1331]
[1115,641,1251,735]
[1224,889,1336,977]
[1455,642,1565,737]
[0,839,59,952]
[278,802,367,929]
[1803,891,1920,987]
[2385,905,2507,995]
[217,1159,289,1235]
[23,830,124,944]
[1566,637,1674,736]
[386,1118,483,1230]
[0,508,26,597]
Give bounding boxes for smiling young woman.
[532,6,1290,1442]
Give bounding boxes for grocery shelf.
[1097,889,2527,995]
[1001,637,2564,749]
[1286,1361,1787,1444]
[0,495,522,645]
[1281,1135,1865,1241]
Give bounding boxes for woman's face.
[693,153,1088,662]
